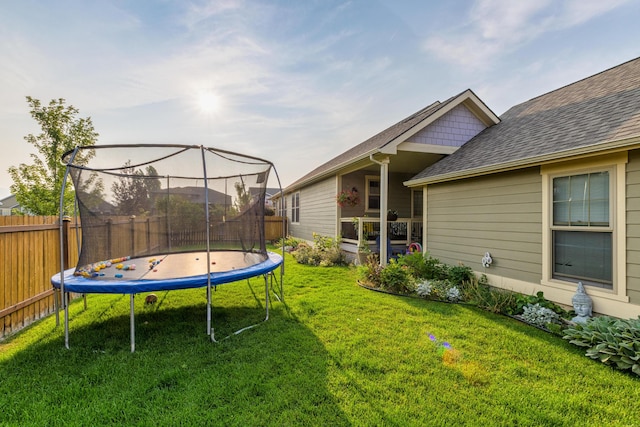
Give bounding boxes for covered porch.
[339,216,423,261]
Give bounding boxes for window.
[412,189,423,217]
[278,197,287,217]
[551,171,612,288]
[291,192,300,223]
[366,176,380,211]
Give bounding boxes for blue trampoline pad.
[51,251,283,294]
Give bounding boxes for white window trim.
[291,192,300,224]
[541,152,629,302]
[365,175,380,213]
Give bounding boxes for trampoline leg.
[54,288,60,327]
[207,285,213,341]
[265,273,270,321]
[64,292,69,349]
[130,294,135,353]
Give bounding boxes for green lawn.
[1,251,639,426]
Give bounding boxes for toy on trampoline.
[51,144,284,351]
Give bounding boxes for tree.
[8,97,99,215]
[111,162,162,215]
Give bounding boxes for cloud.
[423,0,632,67]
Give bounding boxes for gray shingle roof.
[285,88,502,191]
[410,57,640,183]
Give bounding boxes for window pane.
[553,201,569,225]
[412,191,423,217]
[553,230,612,287]
[552,172,609,227]
[553,176,570,202]
[569,199,588,225]
[369,196,380,210]
[590,172,609,225]
[553,176,570,226]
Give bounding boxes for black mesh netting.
[62,145,274,278]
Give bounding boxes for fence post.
[130,215,136,256]
[106,218,112,258]
[146,217,151,255]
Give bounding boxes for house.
[275,89,500,263]
[0,194,21,216]
[280,56,640,319]
[405,57,640,319]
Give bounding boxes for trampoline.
[51,144,285,351]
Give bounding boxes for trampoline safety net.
[62,144,273,279]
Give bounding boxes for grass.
[1,250,639,426]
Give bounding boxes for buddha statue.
[571,282,593,324]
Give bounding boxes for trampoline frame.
[53,144,286,352]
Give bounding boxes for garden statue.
[571,282,593,324]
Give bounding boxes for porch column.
[371,155,390,266]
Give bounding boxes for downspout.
[370,154,389,266]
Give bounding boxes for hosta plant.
[563,316,640,376]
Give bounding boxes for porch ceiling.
[353,151,445,175]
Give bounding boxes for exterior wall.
[410,104,487,148]
[426,168,542,284]
[338,170,414,219]
[626,149,640,305]
[425,160,640,319]
[288,178,336,241]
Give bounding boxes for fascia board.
[404,135,640,187]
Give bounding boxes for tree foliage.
[8,97,99,215]
[111,163,162,215]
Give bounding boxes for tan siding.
[626,149,640,304]
[426,168,542,283]
[289,178,336,241]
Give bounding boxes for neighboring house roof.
[407,57,640,186]
[0,194,19,209]
[151,186,231,205]
[283,89,499,193]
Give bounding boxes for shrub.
[275,235,304,251]
[291,233,347,267]
[379,259,414,294]
[509,291,571,318]
[463,277,518,314]
[358,254,383,287]
[397,252,437,279]
[415,280,433,298]
[448,264,474,287]
[519,303,562,328]
[427,279,455,301]
[563,316,640,376]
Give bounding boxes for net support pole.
[59,147,79,350]
[200,146,214,340]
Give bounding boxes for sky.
[1,0,640,199]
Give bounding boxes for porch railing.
[340,217,422,251]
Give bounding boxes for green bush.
[357,254,383,286]
[291,233,346,267]
[275,235,304,251]
[379,259,414,294]
[448,264,474,287]
[509,291,571,318]
[462,275,519,314]
[563,316,640,376]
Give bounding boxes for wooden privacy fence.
[0,216,79,340]
[0,215,285,340]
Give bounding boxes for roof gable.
[286,89,499,190]
[408,57,640,185]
